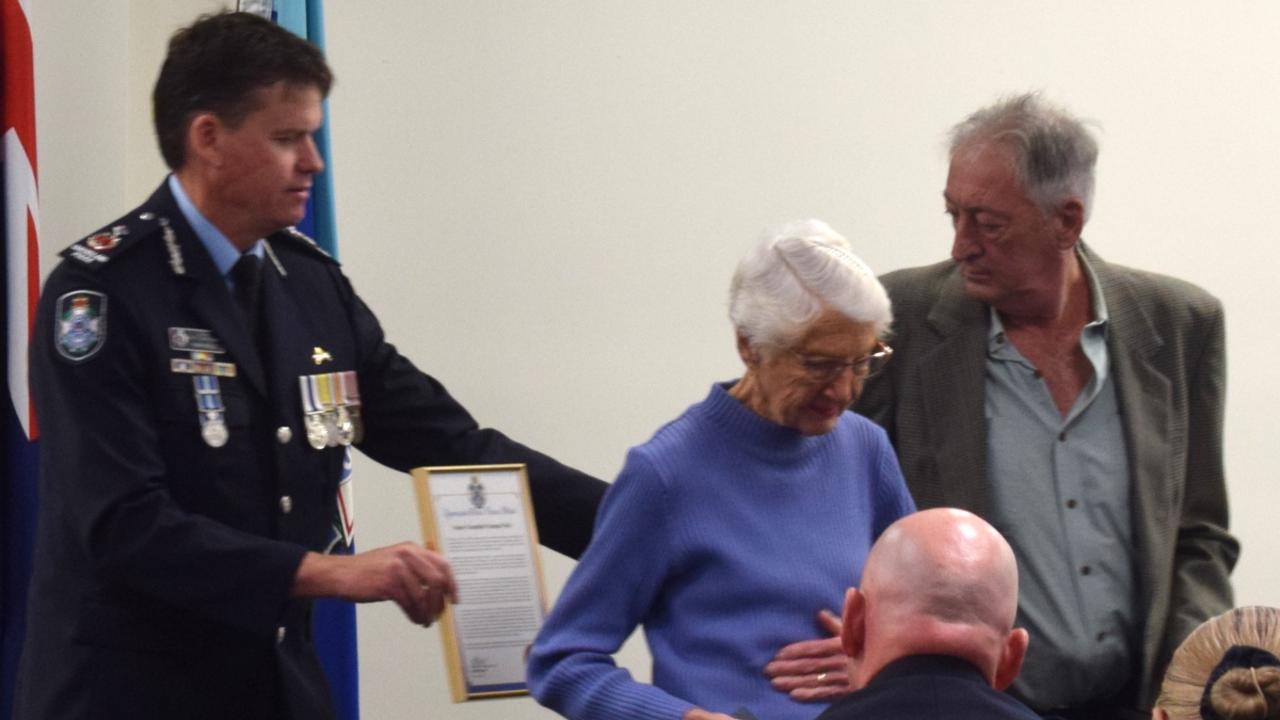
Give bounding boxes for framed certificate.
[410,464,549,701]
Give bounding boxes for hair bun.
[1208,666,1280,720]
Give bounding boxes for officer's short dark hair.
[153,11,333,170]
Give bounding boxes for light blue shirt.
[983,253,1136,710]
[167,174,264,289]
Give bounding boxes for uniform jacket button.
[276,626,287,644]
[279,495,293,514]
[276,426,292,444]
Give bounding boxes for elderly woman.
[1153,606,1280,720]
[527,220,915,720]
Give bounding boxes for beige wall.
[32,2,1280,718]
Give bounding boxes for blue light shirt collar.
[987,247,1112,407]
[168,174,264,288]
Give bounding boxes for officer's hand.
[292,543,458,626]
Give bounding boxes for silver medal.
[306,413,328,450]
[201,413,229,448]
[335,406,355,446]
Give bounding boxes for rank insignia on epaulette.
[55,290,107,362]
[85,225,128,252]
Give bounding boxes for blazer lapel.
[919,270,991,513]
[1089,248,1173,680]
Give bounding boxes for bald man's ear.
[992,627,1028,690]
[840,587,865,660]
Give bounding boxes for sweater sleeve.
[870,425,917,537]
[527,448,696,720]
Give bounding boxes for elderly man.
[815,508,1039,720]
[853,94,1239,719]
[15,11,604,720]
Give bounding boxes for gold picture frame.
[410,463,549,702]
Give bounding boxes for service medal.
[201,413,229,448]
[335,405,355,447]
[192,375,229,448]
[338,370,364,443]
[300,374,331,450]
[305,413,329,450]
[314,373,341,447]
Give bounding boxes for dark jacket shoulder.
[266,227,340,266]
[56,207,171,274]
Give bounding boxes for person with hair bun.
[1154,607,1280,720]
[528,220,916,720]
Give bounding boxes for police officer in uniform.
[14,12,605,720]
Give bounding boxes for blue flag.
[242,2,357,718]
[1,0,42,717]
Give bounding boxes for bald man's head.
[841,509,1028,690]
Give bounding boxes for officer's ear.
[186,112,226,168]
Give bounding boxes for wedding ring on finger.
[816,672,828,683]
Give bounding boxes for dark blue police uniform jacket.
[814,655,1044,720]
[14,181,605,719]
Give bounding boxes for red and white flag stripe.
[3,0,41,441]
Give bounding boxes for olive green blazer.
[855,245,1239,717]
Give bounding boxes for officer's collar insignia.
[277,226,336,263]
[160,217,185,275]
[55,290,107,362]
[168,327,226,354]
[263,240,287,277]
[312,346,333,365]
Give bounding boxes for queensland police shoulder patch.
[55,290,107,362]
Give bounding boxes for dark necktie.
[231,252,263,343]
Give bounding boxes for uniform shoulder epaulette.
[270,226,339,265]
[60,210,167,269]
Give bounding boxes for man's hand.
[764,609,854,701]
[292,542,458,626]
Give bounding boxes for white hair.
[949,92,1100,221]
[728,219,892,350]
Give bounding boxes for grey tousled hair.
[728,219,892,351]
[949,93,1099,221]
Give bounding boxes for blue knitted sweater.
[527,382,915,720]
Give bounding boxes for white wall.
[32,2,1280,719]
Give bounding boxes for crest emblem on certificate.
[469,476,486,510]
[55,290,107,361]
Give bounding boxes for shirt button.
[1080,565,1092,576]
[276,426,292,444]
[279,495,293,514]
[1058,431,1067,442]
[277,626,287,644]
[1066,499,1078,509]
